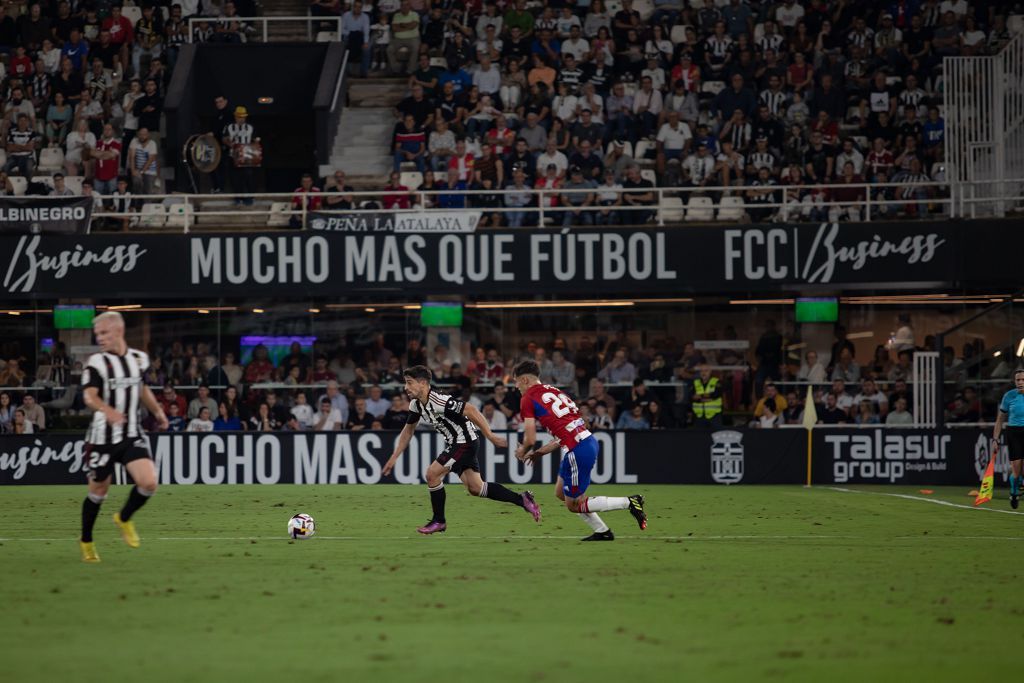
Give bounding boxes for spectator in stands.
[213,402,243,431]
[49,172,73,196]
[11,408,34,434]
[598,348,637,384]
[886,397,914,426]
[382,171,413,209]
[4,115,38,177]
[290,173,322,228]
[223,106,258,205]
[64,119,95,178]
[365,385,390,418]
[0,393,13,433]
[340,0,371,78]
[20,393,45,431]
[753,382,786,424]
[312,397,343,431]
[831,347,861,383]
[128,127,159,195]
[853,378,889,417]
[133,79,163,141]
[854,400,880,425]
[159,384,187,417]
[799,350,827,384]
[186,406,214,432]
[559,165,596,225]
[188,384,218,419]
[620,164,654,224]
[393,113,426,173]
[44,91,71,145]
[616,403,650,430]
[503,167,533,227]
[91,124,120,195]
[818,393,847,424]
[344,397,374,431]
[387,0,420,76]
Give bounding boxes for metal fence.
[186,16,341,43]
[944,32,1024,217]
[75,179,1022,231]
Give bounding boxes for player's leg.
[115,453,159,548]
[1010,457,1022,509]
[567,439,647,532]
[557,454,613,540]
[1008,429,1023,508]
[80,473,111,562]
[460,468,541,522]
[418,459,449,534]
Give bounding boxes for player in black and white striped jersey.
[382,366,541,534]
[78,311,168,563]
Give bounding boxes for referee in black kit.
[79,312,168,563]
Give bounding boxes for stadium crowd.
[0,315,1000,433]
[0,0,258,205]
[303,0,1019,224]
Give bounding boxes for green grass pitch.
[2,484,1022,682]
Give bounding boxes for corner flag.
[975,447,996,506]
[803,386,817,487]
[802,386,818,430]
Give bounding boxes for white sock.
[578,512,609,533]
[580,496,629,513]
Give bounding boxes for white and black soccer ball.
[288,513,316,540]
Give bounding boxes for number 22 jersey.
[519,383,592,451]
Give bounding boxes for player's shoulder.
[128,347,150,367]
[85,351,108,368]
[429,389,453,405]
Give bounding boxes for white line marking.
[2,533,1023,542]
[826,486,1024,516]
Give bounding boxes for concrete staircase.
[324,78,407,188]
[262,0,318,42]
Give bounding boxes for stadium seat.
[267,201,291,227]
[430,57,447,69]
[717,196,746,221]
[164,202,189,229]
[605,0,622,13]
[138,203,167,228]
[670,25,688,45]
[8,176,26,195]
[885,76,903,87]
[658,197,684,223]
[400,171,423,191]
[685,196,715,222]
[121,5,142,25]
[852,136,869,151]
[64,175,84,195]
[35,176,55,192]
[622,82,638,99]
[37,147,64,173]
[753,22,765,43]
[606,140,633,158]
[316,31,338,42]
[640,168,657,186]
[702,81,726,96]
[632,0,654,20]
[930,162,947,183]
[633,140,654,164]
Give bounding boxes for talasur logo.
[827,432,950,483]
[710,430,744,484]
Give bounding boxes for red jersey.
[520,383,592,451]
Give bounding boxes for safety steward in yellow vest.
[692,365,723,428]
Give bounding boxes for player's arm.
[515,416,539,461]
[140,384,169,431]
[382,417,419,476]
[994,406,1006,442]
[463,402,507,448]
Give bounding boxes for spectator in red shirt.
[311,356,337,383]
[829,161,866,222]
[10,46,32,79]
[866,137,894,182]
[159,384,187,417]
[92,123,122,195]
[290,173,322,227]
[243,344,274,383]
[102,6,134,74]
[382,171,412,209]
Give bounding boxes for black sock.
[429,485,446,522]
[119,486,151,522]
[483,482,525,507]
[81,496,102,542]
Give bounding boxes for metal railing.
[186,16,341,43]
[945,32,1024,217]
[68,178,1023,232]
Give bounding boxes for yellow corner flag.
[975,447,996,506]
[803,386,817,487]
[802,386,818,430]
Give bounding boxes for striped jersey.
[408,389,479,447]
[82,349,150,445]
[224,122,255,145]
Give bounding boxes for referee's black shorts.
[1004,426,1024,462]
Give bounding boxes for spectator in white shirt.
[483,402,508,430]
[365,385,391,418]
[187,406,215,432]
[655,110,691,175]
[291,391,314,429]
[317,379,349,425]
[313,397,344,431]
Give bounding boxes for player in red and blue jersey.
[512,360,647,541]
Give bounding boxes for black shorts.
[435,439,481,476]
[84,437,153,482]
[1005,426,1024,462]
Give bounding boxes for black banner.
[307,210,482,233]
[0,428,1000,486]
[2,219,1022,297]
[0,196,93,235]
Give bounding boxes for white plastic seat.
[852,135,869,151]
[670,25,688,44]
[37,147,64,173]
[121,6,142,25]
[400,171,423,190]
[633,140,654,163]
[606,140,633,158]
[316,31,338,42]
[684,196,715,221]
[605,0,622,14]
[717,196,746,220]
[702,81,726,96]
[658,196,684,223]
[640,168,657,185]
[138,203,166,228]
[8,176,26,195]
[268,201,291,227]
[632,0,654,20]
[164,201,189,229]
[63,175,84,195]
[430,57,447,69]
[930,162,946,183]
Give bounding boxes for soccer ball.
[288,513,316,540]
